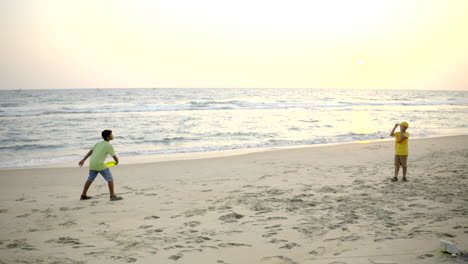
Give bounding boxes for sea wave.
[1,88,467,169]
[0,144,64,151]
[1,100,467,117]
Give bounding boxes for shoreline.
[1,133,467,171]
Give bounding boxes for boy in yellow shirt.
[390,122,409,182]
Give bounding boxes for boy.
[390,122,409,182]
[78,130,123,201]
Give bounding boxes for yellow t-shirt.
[90,141,115,171]
[394,132,409,155]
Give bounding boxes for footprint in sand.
[50,194,69,199]
[309,246,326,256]
[16,196,37,203]
[99,222,110,227]
[259,174,274,180]
[185,209,207,218]
[294,193,315,199]
[219,212,244,223]
[58,221,77,227]
[263,232,278,238]
[318,186,338,193]
[180,249,203,254]
[251,203,273,214]
[144,215,160,220]
[333,249,352,256]
[40,208,56,218]
[265,224,282,229]
[417,253,435,260]
[185,236,211,244]
[217,205,233,211]
[324,235,361,242]
[261,256,298,264]
[436,232,456,238]
[16,213,31,218]
[84,250,107,257]
[218,243,252,247]
[266,217,288,221]
[408,203,427,208]
[280,242,301,249]
[146,228,164,234]
[6,239,37,251]
[169,253,183,261]
[46,237,82,246]
[110,256,139,263]
[269,238,288,244]
[184,221,201,228]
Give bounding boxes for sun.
[356,59,367,68]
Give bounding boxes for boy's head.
[102,130,113,141]
[400,122,409,131]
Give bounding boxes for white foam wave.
[1,100,466,117]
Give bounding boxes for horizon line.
[2,87,468,92]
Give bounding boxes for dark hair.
[102,130,112,140]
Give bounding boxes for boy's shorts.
[394,155,408,168]
[87,168,113,182]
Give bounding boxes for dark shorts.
[87,168,113,182]
[394,155,408,168]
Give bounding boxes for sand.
[0,135,467,264]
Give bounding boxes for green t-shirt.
[90,141,115,171]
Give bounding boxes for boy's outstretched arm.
[79,150,93,167]
[390,124,398,137]
[113,155,119,165]
[399,128,407,140]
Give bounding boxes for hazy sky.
[3,0,468,90]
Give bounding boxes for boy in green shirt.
[79,130,123,201]
[390,122,409,182]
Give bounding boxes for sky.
[2,0,468,90]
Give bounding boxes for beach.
[0,135,467,264]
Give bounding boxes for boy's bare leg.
[402,167,407,181]
[108,181,115,196]
[394,166,399,179]
[82,181,93,196]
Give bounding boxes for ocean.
[1,88,467,169]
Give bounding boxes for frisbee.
[106,161,117,167]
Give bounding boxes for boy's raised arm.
[399,129,407,140]
[390,124,398,137]
[79,150,93,167]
